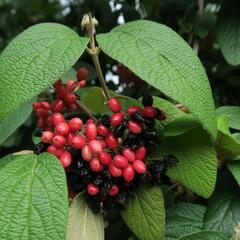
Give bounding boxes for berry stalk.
[82,13,111,101]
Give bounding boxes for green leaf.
[165,203,206,240]
[204,193,240,237]
[216,106,240,130]
[61,67,77,83]
[82,87,141,114]
[0,23,88,119]
[162,128,217,198]
[0,99,34,145]
[121,186,165,240]
[216,0,240,66]
[216,116,240,159]
[177,230,228,240]
[97,20,217,139]
[0,152,68,239]
[227,162,240,185]
[153,97,199,136]
[67,193,104,240]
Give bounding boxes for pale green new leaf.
[0,23,88,119]
[97,20,217,138]
[121,186,164,240]
[216,116,240,159]
[0,99,34,145]
[67,193,104,240]
[0,152,68,240]
[82,87,141,114]
[216,106,240,130]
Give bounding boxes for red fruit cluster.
[33,69,167,204]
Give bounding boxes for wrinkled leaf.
[0,152,68,239]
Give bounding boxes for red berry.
[135,146,147,160]
[47,145,63,157]
[66,132,75,145]
[122,148,135,163]
[45,116,53,127]
[109,164,122,177]
[60,151,72,168]
[90,158,103,172]
[81,145,93,161]
[63,93,77,105]
[32,102,42,110]
[87,119,94,124]
[41,131,53,143]
[55,122,70,136]
[69,117,83,132]
[126,106,142,115]
[40,101,51,110]
[142,106,157,118]
[52,113,65,126]
[51,99,65,112]
[78,80,86,88]
[99,152,112,166]
[113,155,128,169]
[97,125,110,137]
[85,123,97,140]
[128,121,142,134]
[37,118,45,129]
[123,165,135,182]
[87,183,99,196]
[109,184,119,196]
[98,139,107,148]
[110,112,124,126]
[56,85,67,99]
[53,80,62,87]
[105,134,118,149]
[77,67,88,81]
[69,103,77,111]
[108,97,121,113]
[52,135,66,148]
[133,160,146,174]
[66,79,76,91]
[71,135,86,149]
[36,109,49,118]
[88,140,103,154]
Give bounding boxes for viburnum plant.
[2,13,237,240]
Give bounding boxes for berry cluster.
[33,67,178,212]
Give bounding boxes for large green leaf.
[216,106,240,130]
[216,0,240,66]
[67,193,104,240]
[0,23,88,119]
[0,152,68,239]
[165,203,206,240]
[165,202,230,240]
[203,193,240,237]
[153,97,200,136]
[216,115,240,159]
[161,128,217,198]
[0,99,34,145]
[97,20,217,139]
[121,186,164,240]
[178,230,228,240]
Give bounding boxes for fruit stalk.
[83,13,111,101]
